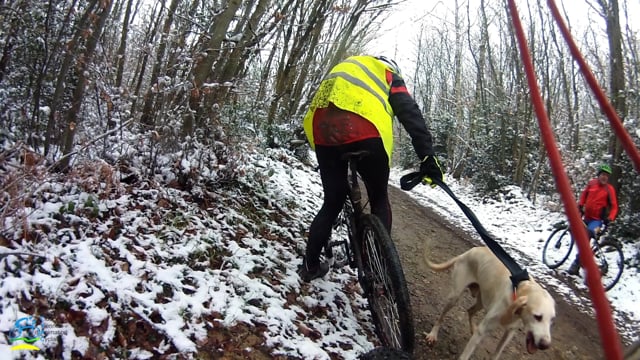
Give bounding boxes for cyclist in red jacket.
[567,164,619,275]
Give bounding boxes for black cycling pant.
[305,137,391,267]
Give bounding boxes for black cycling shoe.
[298,260,329,282]
[566,260,580,276]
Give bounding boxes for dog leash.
[400,172,530,290]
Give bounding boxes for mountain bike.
[542,221,624,291]
[326,150,414,353]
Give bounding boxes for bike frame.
[345,153,368,283]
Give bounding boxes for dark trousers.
[571,219,605,268]
[305,138,391,267]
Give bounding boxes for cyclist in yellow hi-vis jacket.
[298,55,444,282]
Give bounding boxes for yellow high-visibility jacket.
[303,55,396,160]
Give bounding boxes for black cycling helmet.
[597,164,612,175]
[375,55,401,75]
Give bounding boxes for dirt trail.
[388,186,604,360]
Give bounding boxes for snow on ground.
[0,148,376,360]
[0,147,637,359]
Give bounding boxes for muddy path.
[388,185,605,360]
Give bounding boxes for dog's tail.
[425,254,462,272]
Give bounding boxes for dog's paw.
[470,322,477,335]
[424,331,438,345]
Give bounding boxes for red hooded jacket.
[578,179,618,222]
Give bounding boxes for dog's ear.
[500,296,528,325]
[513,295,529,314]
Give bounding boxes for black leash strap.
[400,172,530,287]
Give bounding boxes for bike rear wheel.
[542,227,573,269]
[593,240,624,291]
[359,214,414,353]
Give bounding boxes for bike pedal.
[327,256,335,267]
[332,259,347,268]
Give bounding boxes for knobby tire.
[542,227,573,269]
[359,214,414,353]
[594,240,624,291]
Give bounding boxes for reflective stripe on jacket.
[303,55,395,161]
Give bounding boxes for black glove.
[603,218,610,226]
[420,155,444,187]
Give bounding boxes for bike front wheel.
[542,227,573,269]
[593,240,624,291]
[359,214,414,353]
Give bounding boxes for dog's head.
[514,282,556,354]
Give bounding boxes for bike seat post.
[342,151,368,211]
[350,162,362,206]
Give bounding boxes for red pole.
[506,1,623,359]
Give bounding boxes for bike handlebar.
[555,219,610,239]
[399,171,443,191]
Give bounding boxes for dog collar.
[510,269,530,292]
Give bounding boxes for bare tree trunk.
[266,0,331,146]
[452,0,487,180]
[515,0,550,187]
[44,0,88,156]
[185,0,242,134]
[115,0,135,88]
[502,0,530,181]
[528,145,548,202]
[29,0,58,150]
[597,0,626,193]
[551,3,580,152]
[140,0,181,128]
[0,1,35,83]
[288,22,324,119]
[57,0,114,170]
[130,2,163,115]
[291,0,392,123]
[450,0,465,173]
[211,0,272,104]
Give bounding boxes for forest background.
[1,0,639,266]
